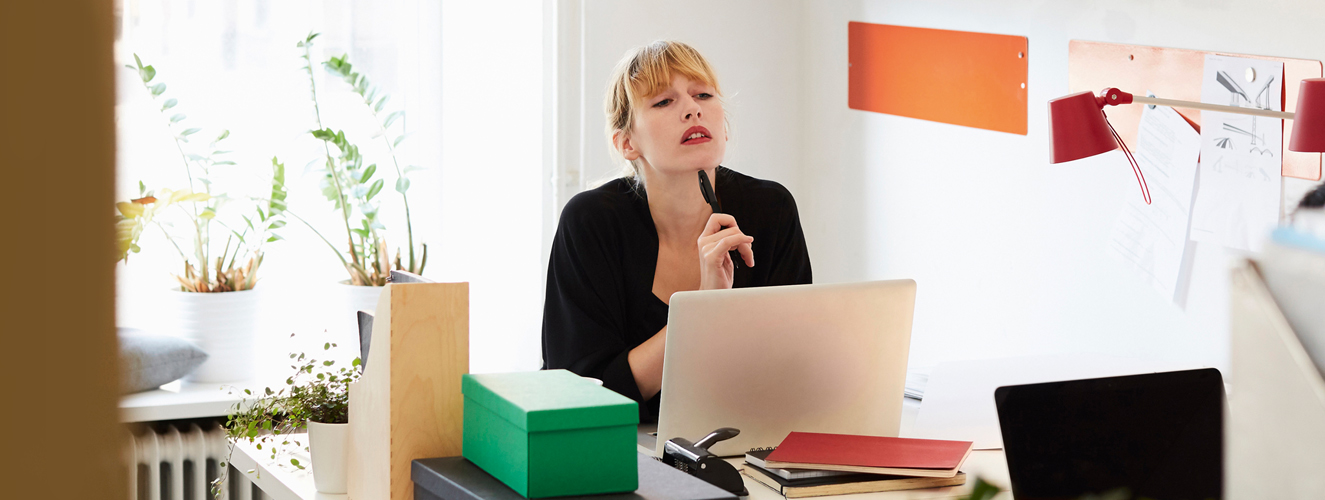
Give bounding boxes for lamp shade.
[1289,78,1325,153]
[1048,90,1118,163]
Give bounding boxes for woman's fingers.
[736,238,754,268]
[704,234,754,265]
[699,226,746,247]
[702,213,739,236]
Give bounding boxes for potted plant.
[291,33,428,325]
[214,340,362,497]
[115,54,289,383]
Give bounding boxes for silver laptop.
[655,280,916,457]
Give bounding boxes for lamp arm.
[1100,88,1295,120]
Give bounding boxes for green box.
[461,370,639,498]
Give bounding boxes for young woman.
[542,41,812,421]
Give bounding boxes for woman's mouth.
[681,126,712,145]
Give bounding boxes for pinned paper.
[1107,102,1201,301]
[1189,54,1284,252]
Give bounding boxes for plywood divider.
[1069,40,1322,180]
[348,282,469,500]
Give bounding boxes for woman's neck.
[642,164,717,245]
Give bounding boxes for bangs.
[625,42,721,106]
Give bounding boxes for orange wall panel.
[848,22,1029,135]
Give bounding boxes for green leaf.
[244,389,252,395]
[383,110,405,129]
[350,228,370,239]
[217,129,230,141]
[161,98,178,110]
[133,54,143,69]
[374,95,389,113]
[360,164,376,183]
[395,177,411,194]
[268,220,286,229]
[213,160,237,165]
[366,179,384,200]
[150,83,167,96]
[200,208,217,220]
[142,65,156,83]
[352,358,361,367]
[170,113,186,123]
[266,235,283,243]
[180,128,201,136]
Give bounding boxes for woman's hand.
[697,213,754,290]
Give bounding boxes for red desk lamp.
[1048,78,1325,204]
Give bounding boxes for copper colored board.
[849,22,1028,135]
[1069,40,1322,180]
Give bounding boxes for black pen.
[698,169,743,270]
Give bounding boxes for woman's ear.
[614,130,642,161]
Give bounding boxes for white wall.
[798,0,1325,374]
[572,0,806,197]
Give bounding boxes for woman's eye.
[696,93,713,100]
[652,98,672,108]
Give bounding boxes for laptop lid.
[656,280,916,457]
[995,368,1224,500]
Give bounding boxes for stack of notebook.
[741,432,974,498]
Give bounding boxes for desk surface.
[234,399,1013,500]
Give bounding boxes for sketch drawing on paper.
[1189,54,1284,252]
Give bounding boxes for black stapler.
[662,427,748,497]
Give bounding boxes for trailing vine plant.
[210,339,363,499]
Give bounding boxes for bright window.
[115,0,545,378]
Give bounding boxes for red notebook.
[762,432,974,478]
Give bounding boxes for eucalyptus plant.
[211,339,362,499]
[297,32,427,286]
[115,55,287,292]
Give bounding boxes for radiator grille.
[126,421,266,500]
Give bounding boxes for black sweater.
[540,166,813,422]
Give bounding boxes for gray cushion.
[118,328,209,394]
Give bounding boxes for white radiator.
[126,422,266,500]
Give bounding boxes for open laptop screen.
[995,368,1224,500]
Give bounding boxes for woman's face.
[621,74,726,175]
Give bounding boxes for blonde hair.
[604,40,723,182]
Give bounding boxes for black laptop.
[995,368,1224,500]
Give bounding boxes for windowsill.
[119,378,269,423]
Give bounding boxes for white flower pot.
[307,420,349,494]
[168,288,261,383]
[337,280,385,319]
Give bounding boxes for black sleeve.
[765,184,813,286]
[540,193,645,402]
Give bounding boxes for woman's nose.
[682,98,701,121]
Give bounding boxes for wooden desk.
[236,398,1013,500]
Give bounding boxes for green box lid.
[462,370,639,432]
